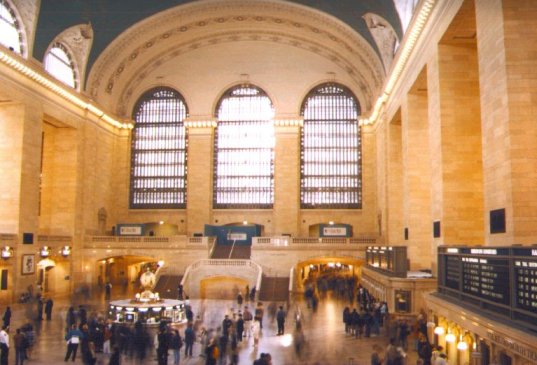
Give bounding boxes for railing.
[84,235,216,249]
[37,235,72,242]
[252,236,377,246]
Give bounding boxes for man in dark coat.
[156,326,169,365]
[45,299,53,320]
[1,308,10,329]
[36,299,43,321]
[276,306,286,335]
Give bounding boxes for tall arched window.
[300,83,362,209]
[44,43,77,88]
[0,0,23,54]
[130,87,188,209]
[214,85,274,208]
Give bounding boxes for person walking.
[108,346,121,365]
[64,323,84,362]
[36,299,43,321]
[45,298,53,321]
[13,329,25,365]
[276,306,286,335]
[1,308,10,329]
[0,326,9,365]
[243,306,253,338]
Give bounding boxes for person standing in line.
[13,329,25,365]
[45,298,54,321]
[156,325,169,365]
[1,308,10,329]
[276,306,286,335]
[0,326,9,365]
[170,329,182,365]
[184,322,195,358]
[237,292,243,307]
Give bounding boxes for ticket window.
[395,290,411,313]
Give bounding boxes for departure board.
[440,247,510,305]
[445,255,460,290]
[438,246,537,334]
[513,248,537,313]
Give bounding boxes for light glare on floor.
[280,333,293,347]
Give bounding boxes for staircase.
[258,276,289,301]
[211,244,251,259]
[153,275,183,299]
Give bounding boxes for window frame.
[213,84,275,209]
[44,42,78,89]
[0,0,24,55]
[129,87,189,209]
[300,82,362,209]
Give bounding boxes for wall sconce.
[40,246,50,258]
[1,246,13,260]
[445,329,456,343]
[60,246,71,257]
[457,335,468,351]
[157,260,164,267]
[434,326,445,335]
[328,221,334,225]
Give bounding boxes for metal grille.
[300,83,362,209]
[213,85,274,209]
[129,87,188,209]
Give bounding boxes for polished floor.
[6,288,419,365]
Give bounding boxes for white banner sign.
[227,233,247,241]
[119,226,143,236]
[323,227,347,236]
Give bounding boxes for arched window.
[130,87,188,209]
[44,43,77,88]
[214,85,274,208]
[300,83,362,209]
[0,0,23,54]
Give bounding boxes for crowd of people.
[0,272,455,365]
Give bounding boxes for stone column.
[401,74,433,270]
[386,118,403,244]
[185,122,215,235]
[0,102,43,298]
[272,120,301,236]
[475,0,537,244]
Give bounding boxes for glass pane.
[44,45,76,88]
[214,85,274,208]
[300,83,362,209]
[130,87,188,209]
[0,1,22,54]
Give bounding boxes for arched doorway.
[95,255,160,294]
[294,256,364,293]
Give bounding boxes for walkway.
[4,289,418,365]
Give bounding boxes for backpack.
[212,345,219,360]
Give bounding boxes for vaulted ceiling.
[34,0,402,70]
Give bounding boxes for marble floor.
[5,289,419,365]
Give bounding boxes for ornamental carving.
[87,0,385,112]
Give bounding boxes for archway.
[293,256,364,294]
[95,255,161,294]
